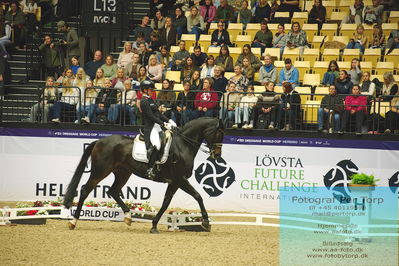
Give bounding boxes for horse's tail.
[63,141,97,209]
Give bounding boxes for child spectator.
[234,86,258,128]
[322,60,340,86]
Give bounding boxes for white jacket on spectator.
[238,94,258,109]
[187,15,205,32]
[200,65,215,79]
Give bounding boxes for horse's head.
[205,118,225,159]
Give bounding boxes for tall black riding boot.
[146,148,160,180]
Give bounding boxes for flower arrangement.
[167,210,203,223]
[349,173,379,186]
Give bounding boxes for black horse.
[63,117,225,233]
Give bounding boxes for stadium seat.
[294,61,311,82]
[375,61,394,75]
[254,85,265,93]
[302,48,320,65]
[303,0,314,11]
[155,83,162,90]
[207,46,220,58]
[382,23,398,38]
[234,35,252,48]
[320,24,338,39]
[312,61,330,77]
[337,0,352,14]
[388,11,399,23]
[314,87,330,101]
[302,24,318,41]
[303,74,321,87]
[174,83,184,91]
[189,46,205,53]
[310,36,327,50]
[252,47,262,58]
[224,72,235,79]
[376,101,392,118]
[332,36,349,45]
[337,61,351,71]
[283,47,300,62]
[229,47,242,63]
[360,61,373,74]
[322,49,340,62]
[246,24,261,38]
[254,72,260,82]
[274,86,284,93]
[198,35,212,49]
[370,74,384,82]
[268,24,279,36]
[170,46,179,56]
[363,48,382,67]
[295,86,312,103]
[292,12,308,27]
[323,0,337,19]
[342,48,361,62]
[340,24,357,39]
[227,23,244,41]
[274,12,290,20]
[384,49,399,63]
[181,34,197,48]
[209,23,218,34]
[264,48,281,60]
[303,100,321,124]
[362,23,374,42]
[165,71,181,83]
[329,12,347,23]
[274,60,286,74]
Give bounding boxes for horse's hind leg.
[178,179,211,232]
[107,170,132,226]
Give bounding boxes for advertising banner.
[1,128,399,213]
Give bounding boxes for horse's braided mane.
[180,117,218,134]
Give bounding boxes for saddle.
[132,129,173,164]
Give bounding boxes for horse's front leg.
[178,179,211,232]
[150,183,179,234]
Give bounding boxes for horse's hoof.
[201,221,211,232]
[124,217,132,226]
[150,228,159,234]
[68,221,76,230]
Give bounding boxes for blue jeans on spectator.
[107,104,137,125]
[235,107,252,124]
[52,101,75,119]
[176,26,184,40]
[77,104,95,121]
[346,41,364,53]
[318,108,340,131]
[176,108,193,126]
[251,42,267,54]
[91,106,108,123]
[191,108,216,119]
[189,26,202,40]
[219,108,235,122]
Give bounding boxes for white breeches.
[150,123,162,150]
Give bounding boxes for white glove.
[168,119,177,128]
[164,122,172,130]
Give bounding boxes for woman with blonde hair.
[93,68,106,87]
[146,54,162,82]
[346,24,368,53]
[28,76,58,122]
[56,68,74,84]
[51,78,80,123]
[381,72,398,101]
[78,80,98,124]
[117,41,134,68]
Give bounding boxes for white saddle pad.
[132,131,173,164]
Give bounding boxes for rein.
[172,128,211,154]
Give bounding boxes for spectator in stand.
[157,46,172,77]
[151,10,166,31]
[107,79,131,125]
[363,0,384,25]
[138,42,151,66]
[117,42,134,69]
[215,45,234,72]
[101,55,118,79]
[308,0,326,30]
[51,78,80,123]
[175,0,194,12]
[200,55,216,79]
[272,23,288,55]
[157,79,177,121]
[132,32,148,52]
[0,20,11,59]
[38,35,63,78]
[190,70,203,91]
[386,21,399,53]
[5,3,25,49]
[84,50,104,81]
[220,82,240,124]
[92,78,117,123]
[212,65,228,97]
[135,16,153,43]
[191,46,208,68]
[124,53,142,80]
[347,58,362,85]
[340,85,367,134]
[242,57,255,82]
[277,0,301,17]
[235,44,262,71]
[109,79,138,125]
[150,0,164,18]
[21,0,37,32]
[317,85,343,133]
[187,6,205,40]
[359,71,375,96]
[234,85,258,129]
[278,58,299,88]
[259,55,277,84]
[28,76,58,122]
[136,66,151,84]
[57,20,80,67]
[146,54,163,82]
[148,32,162,54]
[173,7,187,39]
[192,77,219,118]
[341,0,364,26]
[160,17,177,50]
[370,24,384,48]
[286,22,309,57]
[239,0,252,28]
[181,55,198,82]
[229,65,249,92]
[321,60,340,86]
[200,0,216,31]
[252,21,273,54]
[111,68,127,91]
[56,68,74,84]
[172,40,190,71]
[70,56,80,75]
[280,82,301,131]
[73,67,89,94]
[93,68,106,87]
[380,72,398,101]
[253,0,271,23]
[78,80,98,124]
[211,21,231,47]
[346,24,368,53]
[216,0,234,23]
[384,96,399,134]
[253,81,280,129]
[334,70,353,95]
[176,81,196,125]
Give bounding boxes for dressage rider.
[140,80,177,179]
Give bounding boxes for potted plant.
[348,173,379,188]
